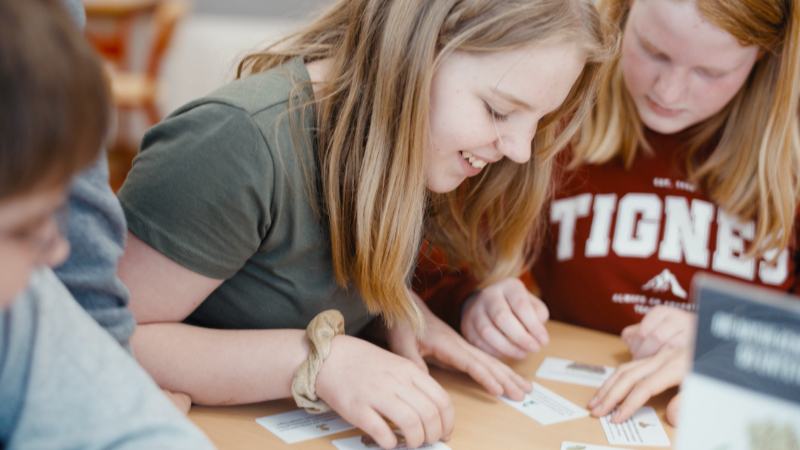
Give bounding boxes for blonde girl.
[444,0,798,427]
[116,0,613,447]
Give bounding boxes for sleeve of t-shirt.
[118,102,274,280]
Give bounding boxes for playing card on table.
[332,431,451,450]
[255,409,355,444]
[500,381,589,425]
[600,406,670,447]
[536,357,615,387]
[561,442,638,450]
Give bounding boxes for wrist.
[292,310,345,413]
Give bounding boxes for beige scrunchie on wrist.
[291,309,345,413]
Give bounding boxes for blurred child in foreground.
[0,0,215,447]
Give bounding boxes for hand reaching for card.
[315,333,454,450]
[388,290,533,402]
[460,277,550,359]
[587,346,691,426]
[621,306,697,360]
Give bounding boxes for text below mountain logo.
[642,269,687,299]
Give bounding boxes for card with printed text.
[535,357,616,388]
[255,409,355,444]
[599,406,670,447]
[332,432,452,450]
[499,381,589,425]
[561,442,637,450]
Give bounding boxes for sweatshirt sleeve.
[54,153,136,349]
[412,242,479,333]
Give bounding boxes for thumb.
[389,328,429,373]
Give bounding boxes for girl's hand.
[315,335,454,450]
[460,277,550,359]
[389,292,532,402]
[621,306,697,360]
[587,346,690,426]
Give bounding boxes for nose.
[496,123,536,164]
[653,67,687,105]
[38,219,70,269]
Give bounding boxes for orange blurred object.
[84,0,190,130]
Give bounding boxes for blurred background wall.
[191,0,332,18]
[86,0,336,189]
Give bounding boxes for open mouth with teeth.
[460,151,488,169]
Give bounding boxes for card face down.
[600,406,670,447]
[500,381,589,425]
[561,442,637,450]
[332,432,451,450]
[536,357,616,388]
[255,409,355,444]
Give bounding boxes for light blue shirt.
[0,269,216,450]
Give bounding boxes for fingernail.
[528,343,538,353]
[592,406,602,416]
[611,411,620,422]
[539,335,549,345]
[443,435,452,442]
[588,395,598,407]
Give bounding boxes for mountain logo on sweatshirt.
[642,269,688,299]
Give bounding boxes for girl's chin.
[425,174,466,194]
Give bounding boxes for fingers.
[348,407,400,450]
[504,293,550,349]
[412,376,455,441]
[462,279,549,359]
[631,323,681,360]
[388,327,430,373]
[588,347,690,421]
[666,392,681,427]
[430,330,531,400]
[625,307,698,360]
[474,312,529,359]
[621,324,638,347]
[609,359,683,423]
[437,336,504,396]
[162,389,192,414]
[588,355,665,417]
[396,387,444,445]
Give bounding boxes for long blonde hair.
[573,0,800,258]
[239,0,616,329]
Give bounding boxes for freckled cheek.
[690,78,747,118]
[621,50,658,98]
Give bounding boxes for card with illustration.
[331,431,452,450]
[599,406,670,447]
[535,357,615,388]
[255,409,355,444]
[561,442,637,450]
[500,381,589,425]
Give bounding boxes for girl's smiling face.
[425,41,586,193]
[621,0,761,135]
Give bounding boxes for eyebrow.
[637,30,733,75]
[491,87,533,111]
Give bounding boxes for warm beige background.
[189,321,677,450]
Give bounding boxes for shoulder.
[175,56,312,122]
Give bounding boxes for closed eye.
[484,101,509,122]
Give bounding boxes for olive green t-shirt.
[118,57,374,334]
